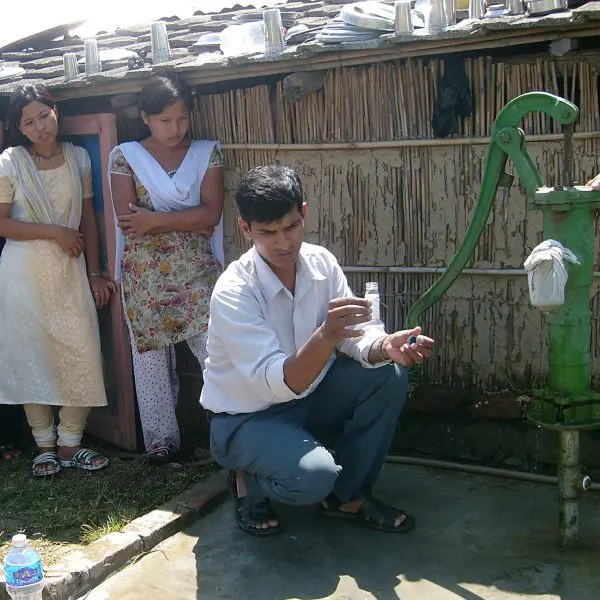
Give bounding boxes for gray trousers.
[209,357,408,506]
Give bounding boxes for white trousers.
[24,404,91,448]
[131,333,208,452]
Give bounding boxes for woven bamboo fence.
[116,52,600,392]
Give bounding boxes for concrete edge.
[1,469,227,600]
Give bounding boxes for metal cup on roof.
[263,8,285,57]
[84,39,102,76]
[63,53,79,81]
[151,21,171,65]
[394,1,414,34]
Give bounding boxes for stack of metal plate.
[340,1,396,29]
[316,17,385,43]
[316,1,422,44]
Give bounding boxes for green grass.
[80,513,138,544]
[0,451,216,565]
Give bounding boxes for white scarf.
[107,140,225,280]
[11,142,83,229]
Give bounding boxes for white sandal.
[32,452,61,477]
[59,448,109,472]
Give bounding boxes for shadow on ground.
[87,464,600,600]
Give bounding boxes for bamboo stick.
[542,58,549,133]
[396,64,407,138]
[537,58,543,134]
[335,68,342,142]
[465,58,472,137]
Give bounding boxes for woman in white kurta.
[0,84,113,477]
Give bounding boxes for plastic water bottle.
[364,281,383,326]
[3,535,44,600]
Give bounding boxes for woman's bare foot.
[235,470,279,531]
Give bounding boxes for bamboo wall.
[117,53,600,392]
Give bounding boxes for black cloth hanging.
[432,58,474,138]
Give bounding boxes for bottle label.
[4,560,43,587]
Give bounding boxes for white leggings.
[131,333,208,452]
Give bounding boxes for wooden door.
[61,114,137,451]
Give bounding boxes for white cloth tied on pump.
[523,239,580,311]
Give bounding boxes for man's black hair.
[235,164,304,225]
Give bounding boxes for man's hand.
[286,297,372,395]
[586,174,600,190]
[320,297,372,345]
[118,204,158,238]
[383,326,435,367]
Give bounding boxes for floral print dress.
[110,145,224,353]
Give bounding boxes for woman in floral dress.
[109,72,224,463]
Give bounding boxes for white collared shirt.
[200,243,388,414]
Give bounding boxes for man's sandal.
[320,492,415,534]
[227,471,280,537]
[59,448,109,472]
[32,452,61,477]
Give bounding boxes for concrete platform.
[83,464,600,599]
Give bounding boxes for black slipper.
[142,443,178,465]
[227,471,281,536]
[320,492,415,534]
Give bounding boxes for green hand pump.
[406,92,600,547]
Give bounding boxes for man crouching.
[201,164,435,536]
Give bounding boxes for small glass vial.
[364,281,382,324]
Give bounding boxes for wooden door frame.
[61,114,137,451]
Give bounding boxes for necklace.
[30,143,62,163]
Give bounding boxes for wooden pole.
[220,132,600,151]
